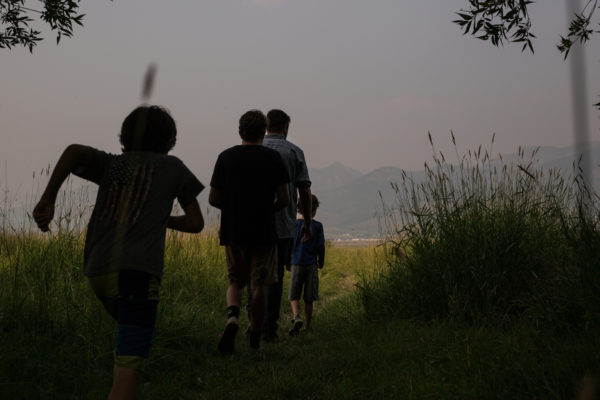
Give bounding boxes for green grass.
[2,137,600,399]
[1,229,598,399]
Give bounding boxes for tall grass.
[3,148,600,398]
[362,133,600,328]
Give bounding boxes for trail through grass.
[1,231,597,399]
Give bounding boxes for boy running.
[33,105,205,400]
[288,194,325,335]
[209,110,290,353]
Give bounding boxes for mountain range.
[309,142,600,238]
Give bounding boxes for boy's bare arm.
[298,184,312,242]
[317,223,325,268]
[208,187,223,209]
[274,183,290,211]
[33,144,96,232]
[167,199,204,233]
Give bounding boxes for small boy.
[288,194,325,336]
[209,110,290,353]
[33,105,205,400]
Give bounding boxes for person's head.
[239,110,267,143]
[120,105,177,154]
[298,194,319,218]
[266,109,290,136]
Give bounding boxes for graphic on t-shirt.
[99,158,156,226]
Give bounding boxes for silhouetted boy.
[209,110,290,353]
[288,194,325,335]
[33,105,205,400]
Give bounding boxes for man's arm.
[209,187,223,210]
[298,184,312,242]
[167,199,204,233]
[33,144,96,232]
[274,183,290,211]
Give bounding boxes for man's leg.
[246,283,252,322]
[108,366,141,400]
[249,283,267,348]
[264,238,292,340]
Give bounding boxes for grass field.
[1,228,598,399]
[0,230,386,399]
[2,141,600,399]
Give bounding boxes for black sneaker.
[218,318,239,355]
[288,317,303,336]
[262,329,280,343]
[249,331,261,350]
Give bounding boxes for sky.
[1,0,599,200]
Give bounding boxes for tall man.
[262,109,312,342]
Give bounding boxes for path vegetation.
[1,139,600,399]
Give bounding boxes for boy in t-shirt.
[33,105,205,400]
[209,109,290,353]
[288,194,325,336]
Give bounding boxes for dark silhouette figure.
[33,105,205,400]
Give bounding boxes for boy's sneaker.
[218,317,239,355]
[288,317,303,336]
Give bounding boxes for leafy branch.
[557,0,599,59]
[0,0,86,52]
[453,0,536,53]
[455,0,600,109]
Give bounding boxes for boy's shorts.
[88,270,160,371]
[225,245,278,287]
[288,264,319,302]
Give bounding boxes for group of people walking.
[32,106,326,399]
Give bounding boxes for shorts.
[88,270,160,371]
[288,264,319,302]
[225,245,278,287]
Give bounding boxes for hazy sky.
[1,0,599,196]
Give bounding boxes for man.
[209,109,290,353]
[261,109,312,342]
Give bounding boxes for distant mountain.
[309,162,362,192]
[309,142,600,239]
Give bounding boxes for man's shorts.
[288,264,319,302]
[225,245,278,287]
[88,270,160,371]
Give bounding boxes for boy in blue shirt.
[287,194,325,335]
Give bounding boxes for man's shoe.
[262,329,280,343]
[218,318,239,355]
[249,331,261,350]
[288,317,303,337]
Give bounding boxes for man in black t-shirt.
[209,110,290,353]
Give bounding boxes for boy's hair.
[120,105,177,154]
[239,110,267,142]
[266,109,290,133]
[298,194,319,215]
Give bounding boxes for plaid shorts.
[225,245,278,287]
[88,270,160,371]
[288,265,319,302]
